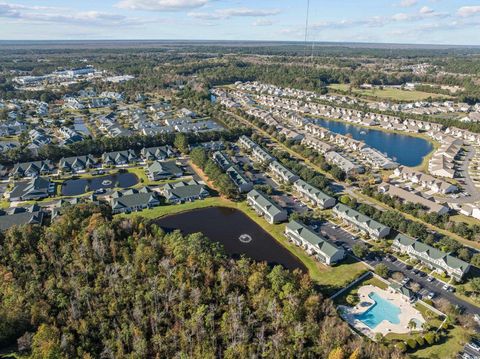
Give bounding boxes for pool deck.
[339,284,425,338]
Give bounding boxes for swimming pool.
[354,292,401,329]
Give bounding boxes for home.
[285,220,345,265]
[140,146,175,162]
[238,135,257,150]
[246,189,288,224]
[161,180,210,204]
[8,177,54,202]
[392,233,470,281]
[58,155,98,174]
[268,161,299,184]
[146,161,183,181]
[102,150,137,167]
[389,283,415,302]
[378,183,449,215]
[110,187,161,214]
[332,203,391,239]
[11,160,55,179]
[212,151,253,193]
[392,166,457,194]
[251,145,275,164]
[325,151,365,175]
[293,179,336,209]
[0,206,45,231]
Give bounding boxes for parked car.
[442,284,450,291]
[467,342,480,352]
[427,276,434,282]
[401,277,410,285]
[426,292,435,300]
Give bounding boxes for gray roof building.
[247,189,287,224]
[12,160,54,178]
[393,233,470,280]
[59,155,98,173]
[293,179,336,209]
[146,160,183,181]
[9,177,54,202]
[333,203,390,239]
[285,220,345,265]
[161,180,210,204]
[110,187,161,214]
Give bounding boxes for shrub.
[395,342,407,353]
[416,336,425,347]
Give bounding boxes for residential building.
[9,177,54,202]
[251,145,275,164]
[58,155,98,173]
[0,206,45,231]
[293,179,336,209]
[285,220,345,265]
[392,166,457,194]
[246,189,288,224]
[333,203,390,239]
[325,151,364,175]
[11,160,54,178]
[161,180,210,204]
[213,151,253,193]
[268,161,299,184]
[392,233,470,280]
[110,187,161,214]
[146,161,183,181]
[102,150,137,166]
[378,183,449,215]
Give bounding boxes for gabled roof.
[394,233,470,273]
[294,179,334,204]
[247,189,285,217]
[286,220,342,258]
[333,203,390,234]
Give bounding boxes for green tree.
[375,263,389,278]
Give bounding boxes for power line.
[303,0,310,71]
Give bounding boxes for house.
[161,180,210,204]
[110,187,161,214]
[238,135,258,150]
[140,146,175,161]
[378,183,449,215]
[58,155,98,173]
[8,177,54,202]
[212,151,253,193]
[332,203,391,239]
[268,161,299,184]
[325,151,364,175]
[146,161,183,181]
[293,179,336,209]
[251,145,275,164]
[389,283,415,302]
[0,206,45,231]
[11,160,54,178]
[392,233,470,281]
[102,150,137,167]
[392,166,457,194]
[246,189,288,224]
[285,220,345,265]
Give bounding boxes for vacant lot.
[329,84,451,101]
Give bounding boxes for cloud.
[115,0,209,11]
[399,0,418,8]
[419,6,434,14]
[458,6,480,17]
[189,7,280,20]
[253,18,272,26]
[0,2,151,27]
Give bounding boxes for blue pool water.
[354,292,401,329]
[314,118,433,167]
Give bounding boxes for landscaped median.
[118,196,368,288]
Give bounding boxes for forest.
[0,203,403,358]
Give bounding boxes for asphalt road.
[317,220,480,317]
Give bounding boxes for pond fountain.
[239,234,253,243]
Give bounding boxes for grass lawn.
[410,326,471,359]
[120,197,368,290]
[328,84,451,101]
[450,214,480,226]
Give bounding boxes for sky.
[0,0,480,45]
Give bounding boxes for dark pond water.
[61,173,138,196]
[155,206,306,271]
[314,118,433,167]
[74,118,91,136]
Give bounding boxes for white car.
[426,292,435,300]
[442,284,450,291]
[467,342,480,352]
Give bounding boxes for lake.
[61,172,139,196]
[155,206,306,271]
[313,118,433,167]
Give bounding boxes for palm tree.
[408,319,417,331]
